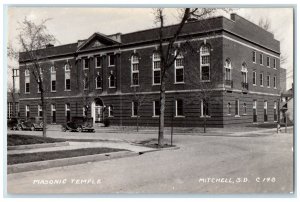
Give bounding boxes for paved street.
[6,128,293,195]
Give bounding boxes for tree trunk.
[158,79,166,147]
[204,116,207,133]
[41,91,47,137]
[136,106,139,132]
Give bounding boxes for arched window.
[175,51,184,83]
[96,75,102,89]
[109,74,116,88]
[131,54,139,86]
[200,45,210,81]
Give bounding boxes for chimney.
[230,13,236,21]
[46,43,54,48]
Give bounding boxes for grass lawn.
[8,147,127,165]
[8,135,65,146]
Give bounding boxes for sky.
[6,7,294,90]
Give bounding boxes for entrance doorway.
[91,98,104,123]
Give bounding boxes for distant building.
[18,14,283,127]
[7,92,20,119]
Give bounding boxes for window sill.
[83,68,89,70]
[227,114,231,116]
[267,86,270,88]
[152,116,159,118]
[175,116,185,118]
[260,85,264,87]
[109,87,116,89]
[174,82,185,84]
[25,92,30,94]
[131,116,140,118]
[234,115,240,117]
[253,84,257,86]
[108,116,114,118]
[96,87,102,90]
[131,85,140,87]
[65,89,71,92]
[274,87,277,89]
[108,65,115,67]
[96,66,102,69]
[200,116,211,118]
[152,83,161,86]
[51,91,56,93]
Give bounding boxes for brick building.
[18,14,282,127]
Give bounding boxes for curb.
[7,142,69,150]
[7,151,138,174]
[136,146,180,154]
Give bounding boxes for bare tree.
[153,8,230,146]
[9,18,57,137]
[258,17,272,32]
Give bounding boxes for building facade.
[18,14,282,127]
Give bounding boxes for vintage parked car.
[61,117,95,133]
[8,117,20,130]
[11,118,44,131]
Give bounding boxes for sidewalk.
[8,141,157,155]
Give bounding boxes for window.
[38,105,43,117]
[264,101,268,122]
[200,99,210,117]
[227,103,231,115]
[25,69,30,76]
[51,104,56,123]
[175,51,184,83]
[84,76,89,90]
[132,101,138,117]
[225,59,232,81]
[259,73,263,86]
[152,52,161,85]
[131,55,139,86]
[109,74,116,88]
[200,45,210,81]
[83,107,86,117]
[253,71,257,85]
[25,105,30,119]
[274,101,278,122]
[153,101,160,117]
[241,63,247,83]
[83,58,89,69]
[65,104,71,122]
[273,58,276,69]
[51,80,56,92]
[175,99,184,117]
[243,103,247,115]
[273,76,277,88]
[235,99,240,116]
[95,56,102,68]
[51,66,56,92]
[65,63,70,72]
[252,51,256,63]
[267,75,270,87]
[108,106,113,117]
[259,53,263,65]
[108,54,115,66]
[25,70,30,93]
[51,66,56,73]
[7,102,12,118]
[65,64,71,90]
[253,100,257,123]
[96,75,102,89]
[267,57,270,67]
